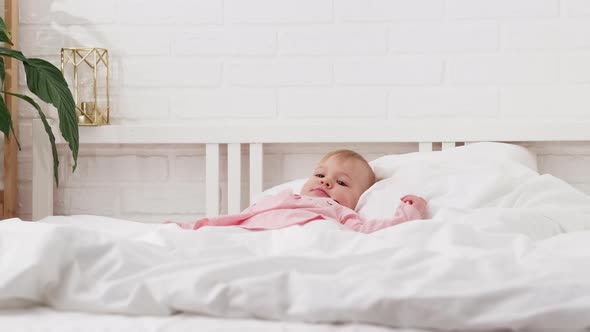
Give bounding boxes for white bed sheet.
[2,160,590,331]
[0,307,424,332]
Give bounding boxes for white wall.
[15,0,590,221]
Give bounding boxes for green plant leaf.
[0,17,14,46]
[0,27,78,187]
[0,47,27,62]
[0,57,5,85]
[23,58,79,172]
[4,91,59,185]
[0,93,20,150]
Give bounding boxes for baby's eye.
[336,180,347,187]
[315,173,325,178]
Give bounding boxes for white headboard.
[31,119,590,220]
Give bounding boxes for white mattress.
[0,307,427,332]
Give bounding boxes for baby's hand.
[400,195,427,217]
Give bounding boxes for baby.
[184,149,427,233]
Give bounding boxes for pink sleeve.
[341,203,424,234]
[192,214,249,229]
[164,214,251,230]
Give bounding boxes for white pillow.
[358,142,538,220]
[255,142,538,220]
[370,142,537,180]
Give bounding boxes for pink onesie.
[184,189,424,234]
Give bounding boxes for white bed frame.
[31,118,590,220]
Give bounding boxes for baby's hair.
[320,149,376,187]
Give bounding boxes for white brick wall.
[567,0,590,17]
[446,0,559,18]
[118,0,223,25]
[13,0,590,221]
[122,59,221,87]
[503,20,590,50]
[20,0,118,24]
[389,87,498,118]
[227,61,332,86]
[279,26,388,55]
[226,0,332,24]
[172,89,276,119]
[335,57,443,85]
[335,0,444,21]
[448,55,559,84]
[561,54,590,83]
[501,86,590,117]
[390,22,498,52]
[278,88,388,119]
[174,28,277,56]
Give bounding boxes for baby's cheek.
[300,184,309,194]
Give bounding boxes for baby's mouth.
[312,188,330,198]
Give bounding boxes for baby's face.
[300,156,374,210]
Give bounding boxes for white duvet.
[2,161,590,331]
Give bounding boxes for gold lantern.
[61,47,110,125]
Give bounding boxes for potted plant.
[0,17,78,185]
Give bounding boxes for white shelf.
[55,119,590,144]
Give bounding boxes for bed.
[3,118,590,331]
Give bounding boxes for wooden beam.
[0,190,4,216]
[3,0,19,218]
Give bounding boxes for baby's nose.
[321,179,332,188]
